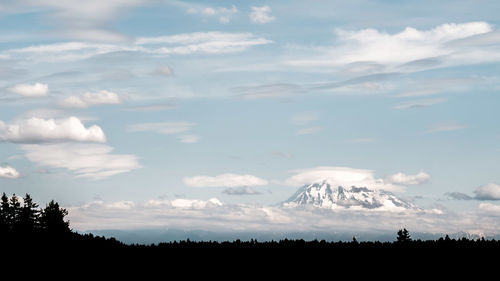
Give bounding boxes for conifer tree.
[0,192,9,233]
[19,194,40,233]
[397,228,412,243]
[8,194,21,232]
[40,200,70,234]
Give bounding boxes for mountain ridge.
[284,180,417,211]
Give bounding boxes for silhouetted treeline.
[0,193,70,236]
[2,193,500,253]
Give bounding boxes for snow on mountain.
[284,180,417,211]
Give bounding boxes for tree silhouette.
[8,194,21,232]
[40,200,70,235]
[397,228,412,243]
[19,194,40,233]
[0,192,9,233]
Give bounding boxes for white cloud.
[286,22,494,68]
[127,121,194,135]
[59,90,123,108]
[426,122,468,133]
[0,116,106,143]
[170,198,222,209]
[474,184,500,200]
[385,171,430,185]
[184,173,269,188]
[249,6,274,24]
[135,32,272,55]
[0,165,20,179]
[7,42,145,62]
[284,166,404,192]
[144,197,223,209]
[178,134,199,144]
[21,143,140,180]
[478,202,500,213]
[105,200,136,210]
[296,126,323,135]
[187,4,238,23]
[8,83,49,97]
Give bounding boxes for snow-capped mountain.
[284,180,417,211]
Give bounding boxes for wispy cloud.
[135,32,272,55]
[284,166,405,192]
[122,103,175,112]
[3,32,272,63]
[426,122,468,133]
[59,90,123,108]
[184,173,268,188]
[178,134,199,144]
[2,0,148,42]
[186,4,238,24]
[22,143,140,180]
[445,192,474,200]
[296,126,323,135]
[393,98,446,110]
[233,83,303,100]
[291,111,320,126]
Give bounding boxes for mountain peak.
[284,180,416,211]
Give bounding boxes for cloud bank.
[66,197,498,238]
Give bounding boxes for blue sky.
[1,0,500,235]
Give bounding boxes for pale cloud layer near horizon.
[0,0,500,235]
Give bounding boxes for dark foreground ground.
[4,232,499,264]
[3,232,499,278]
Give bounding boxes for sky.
[1,0,500,237]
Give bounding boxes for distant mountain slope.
[284,180,417,211]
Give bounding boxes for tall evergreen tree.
[19,194,40,233]
[0,192,9,233]
[40,200,70,235]
[8,194,21,232]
